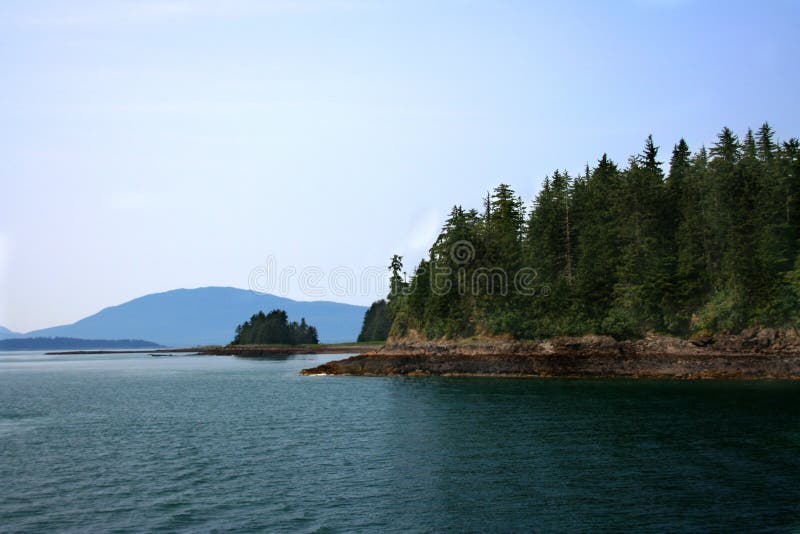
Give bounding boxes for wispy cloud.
[405,209,442,253]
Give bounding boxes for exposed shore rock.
[300,330,800,379]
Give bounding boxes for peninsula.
[305,125,800,379]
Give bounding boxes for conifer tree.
[384,124,799,341]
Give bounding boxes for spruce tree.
[386,124,799,341]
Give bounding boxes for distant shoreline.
[45,348,198,355]
[1,336,162,352]
[46,343,382,356]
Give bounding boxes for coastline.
[46,343,381,356]
[300,331,800,379]
[197,343,381,356]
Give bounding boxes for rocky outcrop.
[300,330,800,379]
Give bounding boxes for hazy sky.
[2,0,799,332]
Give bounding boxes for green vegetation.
[232,309,319,345]
[389,124,800,340]
[357,299,391,342]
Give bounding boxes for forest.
[232,310,319,345]
[357,300,391,342]
[384,124,800,340]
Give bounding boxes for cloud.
[405,209,442,253]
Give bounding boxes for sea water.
[1,350,800,532]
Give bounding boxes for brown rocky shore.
[300,328,800,379]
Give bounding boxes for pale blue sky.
[2,0,799,332]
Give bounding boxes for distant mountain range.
[0,287,368,347]
[0,326,21,338]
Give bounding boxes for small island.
[232,309,319,346]
[304,124,800,379]
[195,309,381,356]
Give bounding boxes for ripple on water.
[1,353,800,531]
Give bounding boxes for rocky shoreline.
[300,329,800,379]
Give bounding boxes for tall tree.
[357,300,392,342]
[574,154,623,327]
[386,124,800,341]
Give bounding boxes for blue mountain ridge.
[19,287,367,347]
[0,326,21,338]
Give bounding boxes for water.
[1,351,800,532]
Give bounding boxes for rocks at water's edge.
[300,329,800,379]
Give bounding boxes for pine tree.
[611,136,668,333]
[574,154,623,327]
[387,124,799,341]
[357,300,392,342]
[230,309,320,345]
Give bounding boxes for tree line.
[384,124,800,340]
[357,299,391,342]
[232,309,319,345]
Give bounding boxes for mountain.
[0,326,21,339]
[25,287,368,347]
[0,337,162,351]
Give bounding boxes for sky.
[1,0,799,332]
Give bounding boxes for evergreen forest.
[384,124,800,340]
[232,310,319,345]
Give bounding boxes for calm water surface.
[1,350,800,532]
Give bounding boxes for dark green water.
[2,351,800,532]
